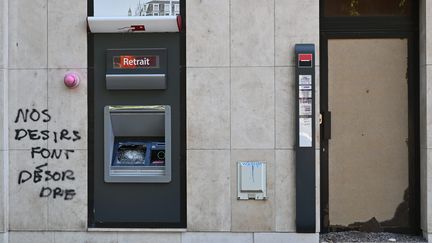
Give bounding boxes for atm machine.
[87,7,185,228]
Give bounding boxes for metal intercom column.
[295,44,316,233]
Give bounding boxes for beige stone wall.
[0,0,428,241]
[0,0,321,238]
[186,0,319,232]
[3,0,88,232]
[0,0,358,239]
[1,0,429,240]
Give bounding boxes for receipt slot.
[89,13,185,227]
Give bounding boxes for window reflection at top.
[324,0,412,17]
[94,0,181,17]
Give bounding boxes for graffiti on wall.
[14,108,81,200]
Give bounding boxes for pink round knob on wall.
[64,72,80,88]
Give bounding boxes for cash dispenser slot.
[104,105,171,183]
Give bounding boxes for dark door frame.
[320,0,420,234]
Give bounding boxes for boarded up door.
[328,39,409,229]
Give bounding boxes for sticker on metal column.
[298,53,313,67]
[299,117,313,147]
[299,99,312,116]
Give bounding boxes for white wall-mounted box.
[237,161,267,200]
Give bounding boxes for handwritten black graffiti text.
[13,108,81,143]
[14,108,51,123]
[14,129,81,143]
[18,163,76,200]
[14,108,79,201]
[31,147,75,160]
[18,163,75,184]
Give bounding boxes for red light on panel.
[131,25,146,31]
[298,54,313,67]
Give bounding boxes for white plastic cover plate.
[237,161,267,200]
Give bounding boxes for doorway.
[320,0,419,234]
[328,38,409,229]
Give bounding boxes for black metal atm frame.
[87,3,186,228]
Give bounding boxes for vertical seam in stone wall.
[2,0,9,232]
[427,149,431,233]
[229,0,233,232]
[229,0,232,150]
[273,0,276,151]
[273,0,277,232]
[46,0,49,71]
[272,149,276,231]
[46,0,50,230]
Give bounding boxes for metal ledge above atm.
[87,16,182,33]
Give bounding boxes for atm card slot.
[150,142,166,166]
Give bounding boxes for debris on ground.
[358,217,382,233]
[320,231,426,242]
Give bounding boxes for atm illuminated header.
[113,55,160,69]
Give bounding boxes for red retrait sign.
[113,55,159,69]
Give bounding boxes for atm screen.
[112,138,165,167]
[116,144,146,165]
